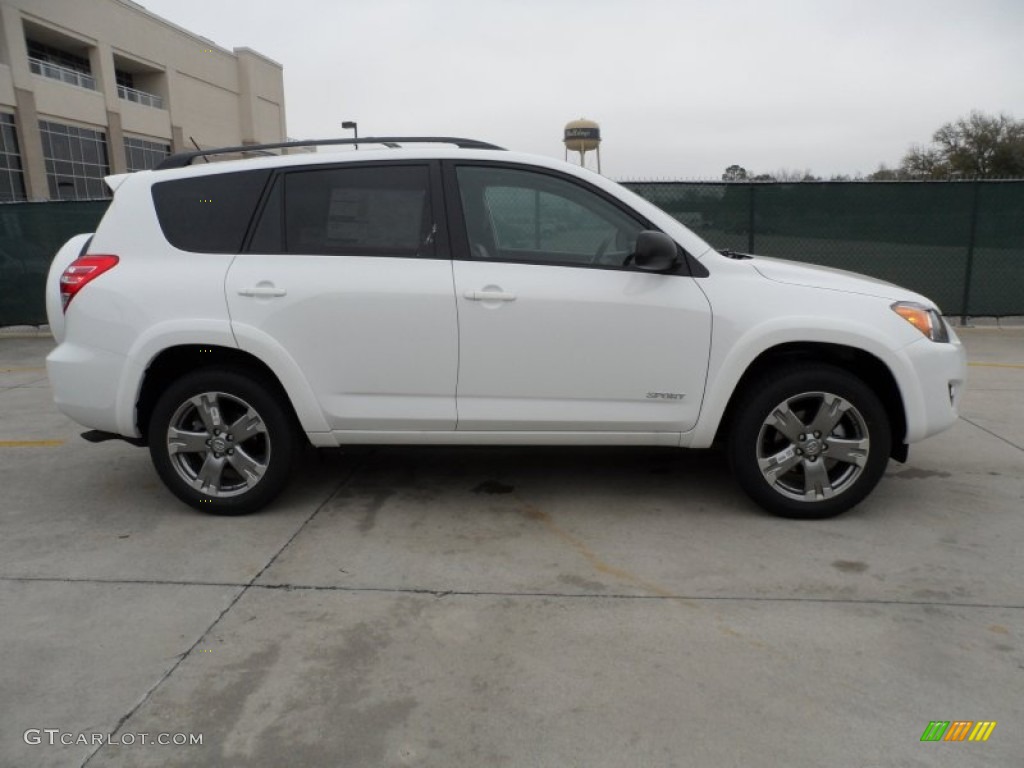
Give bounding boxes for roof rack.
[154,136,505,170]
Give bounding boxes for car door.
[225,161,458,432]
[446,162,712,433]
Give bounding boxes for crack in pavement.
[960,415,1024,453]
[6,574,1022,612]
[78,456,368,768]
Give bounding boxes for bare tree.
[898,111,1024,178]
[770,168,820,182]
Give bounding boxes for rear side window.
[253,165,432,257]
[152,170,270,253]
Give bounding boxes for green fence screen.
[625,180,1024,316]
[0,200,108,326]
[1,181,1021,326]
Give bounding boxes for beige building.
[0,0,286,201]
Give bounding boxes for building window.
[39,121,109,200]
[0,114,27,202]
[27,40,90,73]
[26,40,96,91]
[124,137,171,171]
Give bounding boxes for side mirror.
[632,231,678,272]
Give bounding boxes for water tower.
[564,118,601,173]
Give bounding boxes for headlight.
[891,302,950,342]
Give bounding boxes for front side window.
[253,165,433,257]
[456,165,644,267]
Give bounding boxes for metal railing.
[117,83,164,109]
[28,57,96,91]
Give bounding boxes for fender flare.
[117,320,330,436]
[686,315,917,447]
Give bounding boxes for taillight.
[60,255,119,312]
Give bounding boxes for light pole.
[342,120,358,150]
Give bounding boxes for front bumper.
[899,331,967,443]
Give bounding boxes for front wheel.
[148,368,298,514]
[728,366,891,519]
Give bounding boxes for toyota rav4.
[45,137,966,518]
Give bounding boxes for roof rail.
[154,136,505,170]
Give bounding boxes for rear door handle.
[238,285,287,298]
[464,290,516,302]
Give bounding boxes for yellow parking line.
[0,440,65,447]
[968,362,1024,369]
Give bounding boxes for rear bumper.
[46,342,128,435]
[900,333,967,443]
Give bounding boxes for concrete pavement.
[1,330,1021,767]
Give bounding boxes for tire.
[728,365,891,519]
[148,367,299,514]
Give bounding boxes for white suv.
[45,137,966,518]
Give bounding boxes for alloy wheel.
[756,391,870,502]
[165,391,270,498]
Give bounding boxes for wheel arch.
[711,342,908,461]
[135,344,324,444]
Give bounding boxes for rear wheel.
[148,368,298,514]
[728,365,891,519]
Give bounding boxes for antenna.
[188,136,209,163]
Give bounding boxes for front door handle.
[464,290,516,302]
[238,285,287,298]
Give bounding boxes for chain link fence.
[1,181,1021,326]
[625,180,1024,316]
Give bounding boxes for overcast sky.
[138,0,1024,180]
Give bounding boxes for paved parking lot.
[1,329,1022,767]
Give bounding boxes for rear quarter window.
[151,170,270,253]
